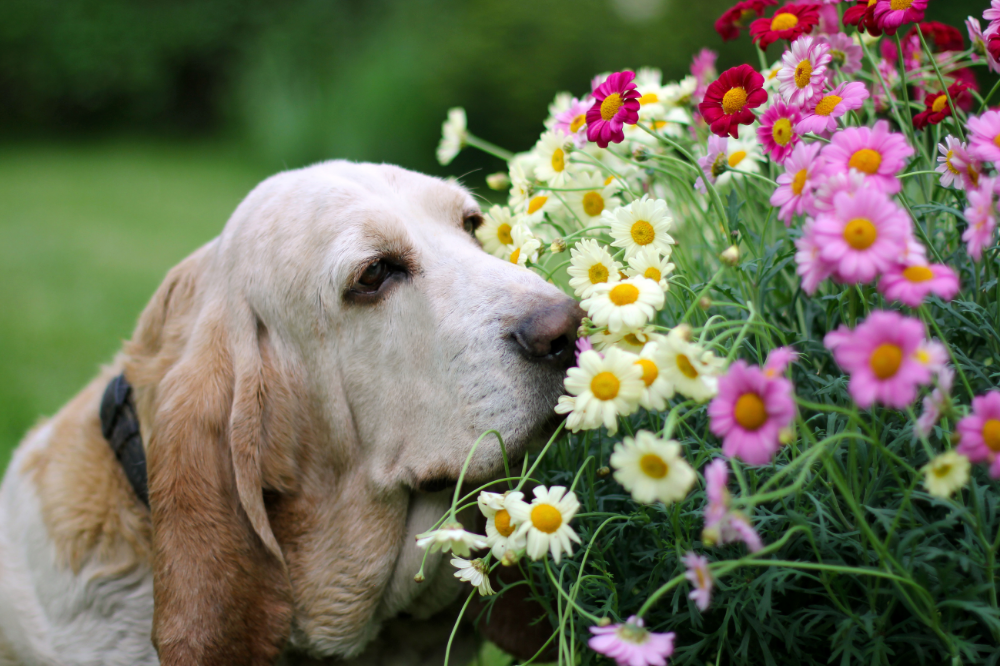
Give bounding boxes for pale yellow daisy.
[436,107,467,166]
[450,558,494,596]
[566,171,622,228]
[532,131,576,186]
[625,246,675,291]
[415,522,487,557]
[507,157,535,210]
[591,325,659,355]
[478,491,527,559]
[581,276,665,334]
[557,347,644,434]
[716,131,762,190]
[506,485,581,564]
[634,339,676,411]
[658,326,726,402]
[476,205,517,257]
[506,224,542,267]
[610,431,696,504]
[922,451,971,499]
[607,196,675,260]
[567,239,622,299]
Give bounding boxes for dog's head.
[125,161,580,664]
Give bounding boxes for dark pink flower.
[878,263,960,307]
[586,71,641,149]
[757,100,801,162]
[708,360,795,465]
[957,391,1000,478]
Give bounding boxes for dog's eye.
[463,213,483,236]
[357,260,390,291]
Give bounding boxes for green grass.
[0,140,270,470]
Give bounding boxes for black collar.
[99,373,150,508]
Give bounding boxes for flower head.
[532,131,577,186]
[683,553,714,611]
[795,219,835,294]
[608,196,675,260]
[820,120,914,194]
[567,171,622,226]
[921,452,971,498]
[778,36,831,108]
[437,108,467,165]
[659,326,726,401]
[476,205,518,257]
[796,81,870,135]
[611,431,696,504]
[967,17,1000,74]
[416,522,487,557]
[915,366,954,438]
[750,4,821,49]
[554,97,593,148]
[587,71,642,148]
[963,176,997,261]
[913,83,970,130]
[582,276,665,335]
[699,64,768,139]
[632,339,677,410]
[817,32,863,74]
[757,99,802,163]
[771,141,824,225]
[701,459,763,551]
[709,360,796,465]
[588,617,675,666]
[568,239,622,299]
[878,262,960,307]
[716,0,778,41]
[824,310,932,409]
[957,391,1000,478]
[559,347,645,434]
[478,491,527,560]
[451,558,494,596]
[936,137,981,190]
[507,485,582,564]
[844,0,883,36]
[696,135,730,192]
[967,110,1000,163]
[506,224,542,267]
[873,0,928,35]
[626,246,675,292]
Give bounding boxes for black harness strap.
[99,373,150,508]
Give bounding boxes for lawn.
[0,140,271,470]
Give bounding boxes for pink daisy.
[813,187,910,284]
[777,36,832,108]
[817,32,863,75]
[963,176,997,261]
[915,367,953,438]
[708,358,795,465]
[696,135,730,193]
[765,346,798,376]
[820,120,914,194]
[967,18,1000,74]
[683,553,713,611]
[586,71,641,149]
[824,310,932,409]
[757,100,802,163]
[936,137,981,190]
[984,0,1000,24]
[554,97,593,148]
[967,110,1000,163]
[812,168,869,213]
[957,391,1000,479]
[795,219,835,294]
[873,0,928,35]
[772,141,824,225]
[796,81,869,135]
[878,262,961,307]
[701,459,763,552]
[915,340,949,376]
[588,617,675,666]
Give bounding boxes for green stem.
[465,134,514,161]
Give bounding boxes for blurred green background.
[0,0,987,469]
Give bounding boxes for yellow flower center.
[639,453,668,479]
[494,509,515,537]
[945,150,961,176]
[530,504,563,534]
[711,154,728,178]
[676,354,699,379]
[890,0,913,9]
[843,218,878,250]
[771,12,798,31]
[638,93,659,106]
[527,196,548,215]
[983,419,1000,452]
[722,87,748,115]
[869,343,903,380]
[570,114,587,133]
[644,267,662,282]
[830,49,846,66]
[636,359,659,387]
[994,134,1000,148]
[582,191,605,217]
[969,165,981,186]
[794,60,813,89]
[630,220,655,245]
[734,393,768,431]
[791,169,809,195]
[551,148,565,172]
[588,262,610,284]
[609,283,640,305]
[932,461,953,478]
[772,118,793,146]
[605,175,615,185]
[509,248,521,264]
[497,223,513,245]
[590,371,621,400]
[931,95,948,114]
[903,265,934,282]
[815,95,842,116]
[601,93,624,121]
[849,148,882,174]
[728,150,747,167]
[623,333,643,346]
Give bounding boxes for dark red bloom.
[989,33,1000,62]
[906,22,964,53]
[749,4,820,49]
[698,64,768,139]
[913,83,970,130]
[715,0,777,41]
[949,68,979,110]
[844,0,882,37]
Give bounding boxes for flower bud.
[720,244,740,266]
[597,466,611,478]
[597,617,612,627]
[501,550,520,566]
[550,238,567,254]
[698,296,712,310]
[632,147,650,162]
[673,323,693,341]
[486,172,511,190]
[413,573,425,583]
[779,427,796,445]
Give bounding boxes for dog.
[0,161,581,665]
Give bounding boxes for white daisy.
[451,558,494,596]
[634,339,676,411]
[625,246,674,291]
[566,171,622,228]
[415,522,487,557]
[519,193,561,226]
[716,131,761,191]
[476,205,517,257]
[558,347,644,434]
[591,325,658,354]
[660,75,698,107]
[507,157,535,210]
[567,239,622,299]
[922,451,970,499]
[478,491,527,560]
[436,108,467,166]
[760,61,783,111]
[610,431,696,504]
[532,131,576,186]
[658,326,726,402]
[607,196,675,260]
[581,276,665,334]
[635,74,671,121]
[506,485,581,564]
[506,224,542,267]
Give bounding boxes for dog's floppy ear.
[128,251,296,665]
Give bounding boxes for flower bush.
[426,3,1000,664]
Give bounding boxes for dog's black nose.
[512,299,584,367]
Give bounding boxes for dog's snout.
[512,299,584,366]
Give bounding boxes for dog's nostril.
[512,300,584,365]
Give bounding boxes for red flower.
[585,71,641,148]
[844,0,882,37]
[906,22,964,53]
[990,33,1000,62]
[715,0,777,42]
[749,4,820,49]
[698,64,768,139]
[913,83,970,130]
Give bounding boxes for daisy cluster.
[431,3,1000,665]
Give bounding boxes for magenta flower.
[963,176,997,261]
[701,459,763,552]
[967,110,1000,163]
[813,187,910,284]
[873,0,928,34]
[683,552,713,611]
[554,96,593,148]
[765,346,798,376]
[796,81,869,135]
[820,120,914,194]
[957,391,1000,478]
[708,359,795,465]
[777,36,831,108]
[696,135,730,193]
[588,617,675,666]
[878,262,960,307]
[915,367,953,438]
[936,137,981,190]
[824,310,932,409]
[772,142,824,225]
[586,71,641,149]
[795,219,835,294]
[757,100,802,163]
[817,32,863,75]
